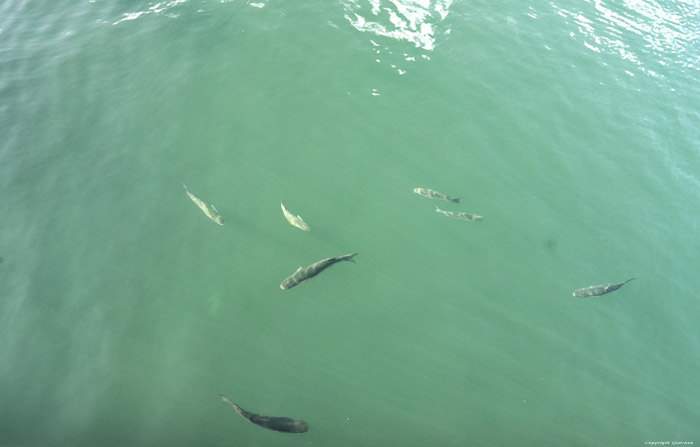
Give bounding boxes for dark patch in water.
[543,238,558,252]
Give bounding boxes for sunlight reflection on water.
[343,0,453,51]
[552,0,699,78]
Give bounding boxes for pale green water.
[1,0,699,446]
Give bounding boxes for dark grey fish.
[280,253,358,290]
[573,278,636,297]
[218,394,308,433]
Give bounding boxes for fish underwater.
[218,394,308,433]
[280,253,358,290]
[281,200,310,231]
[572,278,636,297]
[182,182,224,225]
[434,205,483,221]
[413,187,460,203]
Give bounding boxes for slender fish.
[434,205,483,221]
[572,278,636,297]
[281,200,310,231]
[413,187,460,203]
[218,394,308,433]
[280,253,358,290]
[182,182,224,225]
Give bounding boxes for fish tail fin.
[219,394,247,418]
[624,277,637,284]
[451,198,460,203]
[434,205,442,212]
[218,394,233,406]
[181,181,188,191]
[344,253,359,263]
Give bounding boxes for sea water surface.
[1,0,699,446]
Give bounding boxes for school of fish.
[178,182,635,436]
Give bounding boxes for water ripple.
[343,0,453,51]
[342,0,452,76]
[552,0,699,78]
[113,0,189,25]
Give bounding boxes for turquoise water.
[1,0,699,446]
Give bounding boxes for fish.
[434,205,483,221]
[413,188,460,203]
[572,278,636,297]
[218,394,308,433]
[182,182,224,225]
[280,253,358,290]
[280,201,310,232]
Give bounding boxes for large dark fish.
[218,394,308,433]
[572,278,636,297]
[280,253,358,290]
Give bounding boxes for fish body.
[434,205,483,221]
[281,201,310,231]
[218,394,308,433]
[280,253,358,290]
[573,278,636,297]
[182,182,224,225]
[413,188,460,203]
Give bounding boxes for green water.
[1,0,699,446]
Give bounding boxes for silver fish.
[218,394,308,433]
[413,188,460,203]
[182,182,224,225]
[280,253,358,290]
[281,200,310,232]
[434,205,483,221]
[573,278,636,297]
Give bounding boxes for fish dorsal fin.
[211,204,219,213]
[296,266,303,273]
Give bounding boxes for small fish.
[413,188,460,203]
[182,182,224,225]
[572,278,636,297]
[218,394,308,433]
[434,205,483,221]
[280,253,358,290]
[281,200,310,232]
